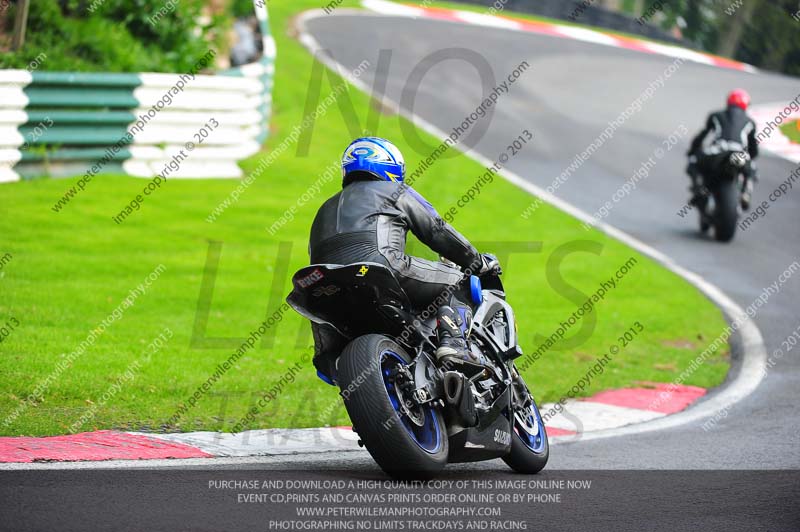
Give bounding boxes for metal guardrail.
[0,3,275,183]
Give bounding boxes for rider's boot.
[687,162,705,207]
[689,186,703,207]
[435,306,479,367]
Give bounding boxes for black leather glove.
[479,253,502,276]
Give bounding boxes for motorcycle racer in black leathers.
[687,88,759,210]
[307,137,499,379]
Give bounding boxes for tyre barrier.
[0,4,274,183]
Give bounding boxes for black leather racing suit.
[687,105,759,189]
[308,176,482,376]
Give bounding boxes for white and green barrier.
[0,4,274,184]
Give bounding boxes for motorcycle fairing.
[447,385,513,462]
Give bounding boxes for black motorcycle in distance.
[286,261,549,479]
[696,150,751,242]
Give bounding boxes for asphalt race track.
[300,11,800,470]
[3,10,800,532]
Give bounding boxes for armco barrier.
[0,3,275,184]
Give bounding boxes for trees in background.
[635,0,800,76]
[0,0,229,72]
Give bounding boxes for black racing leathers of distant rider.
[687,105,759,202]
[308,173,482,376]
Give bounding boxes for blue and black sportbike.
[287,260,548,479]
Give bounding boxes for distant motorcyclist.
[687,89,759,209]
[307,137,499,378]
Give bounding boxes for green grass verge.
[0,0,728,436]
[780,120,800,144]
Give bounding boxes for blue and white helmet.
[341,137,405,183]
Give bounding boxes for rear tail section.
[286,262,414,339]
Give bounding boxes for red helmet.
[727,89,750,110]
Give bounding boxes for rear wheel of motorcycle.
[503,394,549,474]
[713,181,739,242]
[338,334,448,479]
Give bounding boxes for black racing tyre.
[503,390,549,474]
[713,181,739,242]
[338,334,448,479]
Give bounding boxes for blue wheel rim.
[381,350,442,454]
[514,399,547,454]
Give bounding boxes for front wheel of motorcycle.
[338,334,448,479]
[503,377,549,474]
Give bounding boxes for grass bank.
[0,0,728,436]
